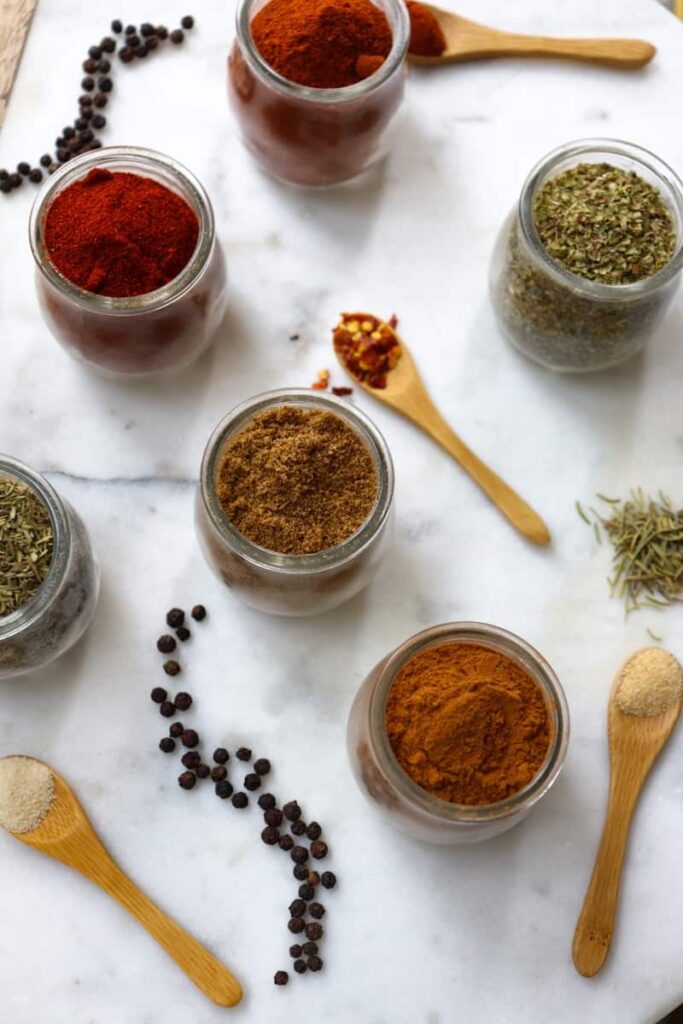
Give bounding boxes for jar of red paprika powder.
[29,147,227,377]
[228,0,409,187]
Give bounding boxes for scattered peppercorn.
[290,819,306,836]
[196,764,210,779]
[163,660,181,676]
[151,687,167,703]
[176,626,190,642]
[167,608,185,628]
[258,792,276,810]
[159,701,176,718]
[88,45,103,60]
[156,25,168,39]
[181,751,201,769]
[244,773,261,791]
[309,902,325,919]
[191,604,206,621]
[140,22,156,36]
[159,737,175,753]
[274,970,288,986]
[92,113,106,129]
[293,864,308,881]
[305,923,323,941]
[98,77,113,92]
[125,24,136,34]
[264,808,283,827]
[278,834,294,852]
[169,722,184,738]
[83,58,98,74]
[310,841,328,860]
[307,955,323,972]
[215,780,233,799]
[289,944,302,958]
[174,692,193,711]
[213,747,230,764]
[291,846,309,864]
[170,28,184,43]
[321,872,337,889]
[126,35,140,48]
[298,883,314,901]
[293,959,307,974]
[307,871,320,887]
[211,765,227,782]
[93,93,108,107]
[101,36,116,52]
[111,19,123,33]
[81,76,95,91]
[79,94,93,106]
[236,747,252,762]
[181,729,199,748]
[157,634,176,653]
[306,822,322,840]
[0,181,12,194]
[288,917,305,934]
[181,15,195,28]
[302,941,318,956]
[253,758,271,776]
[261,826,280,845]
[283,801,301,821]
[40,154,52,167]
[231,792,248,809]
[178,771,196,790]
[98,59,111,73]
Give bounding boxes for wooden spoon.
[333,318,550,545]
[408,5,656,70]
[6,759,242,1007]
[572,660,682,977]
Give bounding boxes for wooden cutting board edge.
[0,0,39,129]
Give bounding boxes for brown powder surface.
[385,643,552,806]
[216,406,378,555]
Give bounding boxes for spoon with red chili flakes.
[332,311,550,547]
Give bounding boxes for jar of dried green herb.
[0,455,99,679]
[489,139,683,372]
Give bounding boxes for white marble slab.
[1,0,683,1021]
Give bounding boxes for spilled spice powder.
[215,406,378,555]
[385,643,551,805]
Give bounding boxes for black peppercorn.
[125,24,136,35]
[156,25,168,39]
[274,970,288,986]
[79,93,93,106]
[111,19,123,33]
[287,917,305,934]
[10,172,22,186]
[293,864,308,881]
[278,834,294,852]
[0,169,8,180]
[191,604,206,621]
[258,792,275,810]
[236,747,251,762]
[74,117,88,131]
[119,50,134,62]
[176,626,190,642]
[100,37,116,53]
[81,108,94,121]
[134,45,148,58]
[81,76,95,91]
[79,129,94,144]
[306,821,322,840]
[159,737,175,753]
[210,765,227,782]
[92,114,106,129]
[305,922,323,941]
[170,28,185,44]
[309,902,325,919]
[178,771,196,790]
[87,139,102,150]
[140,22,155,36]
[215,780,233,799]
[40,154,52,167]
[289,898,307,918]
[196,764,210,779]
[307,955,323,972]
[264,808,283,827]
[321,871,336,889]
[145,37,158,50]
[68,138,82,152]
[174,692,193,712]
[298,883,314,901]
[157,634,176,653]
[181,15,195,29]
[244,773,261,792]
[88,44,103,60]
[0,180,12,193]
[94,93,108,108]
[283,800,301,821]
[169,722,184,738]
[166,608,185,628]
[213,748,230,765]
[56,150,69,163]
[98,77,113,92]
[302,941,318,956]
[253,758,271,776]
[181,751,201,769]
[163,660,181,677]
[29,168,43,183]
[181,729,199,748]
[98,59,111,73]
[83,58,98,73]
[151,687,167,704]
[290,819,306,836]
[307,871,320,887]
[261,826,279,845]
[63,126,76,139]
[126,34,140,48]
[231,792,248,809]
[159,701,175,718]
[289,944,302,959]
[293,959,307,974]
[291,846,309,864]
[310,841,328,860]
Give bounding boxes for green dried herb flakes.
[534,163,676,286]
[580,491,683,613]
[0,477,54,616]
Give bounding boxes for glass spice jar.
[29,146,228,378]
[196,388,395,616]
[347,622,569,845]
[489,139,683,372]
[227,0,409,187]
[0,455,99,680]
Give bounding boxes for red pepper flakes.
[332,386,353,397]
[332,312,402,389]
[311,369,330,390]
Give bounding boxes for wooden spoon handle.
[572,781,641,977]
[475,30,655,69]
[90,852,242,1006]
[420,406,550,545]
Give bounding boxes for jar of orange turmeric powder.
[347,622,569,844]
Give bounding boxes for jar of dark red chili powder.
[228,0,409,187]
[29,147,227,377]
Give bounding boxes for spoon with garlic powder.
[572,649,683,977]
[0,756,242,1006]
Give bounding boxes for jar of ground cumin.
[228,0,409,186]
[0,455,99,679]
[196,389,395,615]
[29,147,227,377]
[347,622,569,844]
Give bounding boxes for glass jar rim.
[0,455,71,640]
[199,387,395,574]
[368,621,570,825]
[518,137,683,301]
[234,0,410,102]
[28,145,215,316]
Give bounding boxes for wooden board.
[0,0,38,128]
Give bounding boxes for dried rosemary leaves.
[0,477,54,616]
[578,491,683,613]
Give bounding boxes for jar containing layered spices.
[490,139,683,372]
[29,146,227,377]
[228,0,409,186]
[196,388,395,615]
[0,455,99,679]
[347,622,569,844]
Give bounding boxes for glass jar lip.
[28,145,215,315]
[199,387,395,575]
[234,0,409,102]
[518,137,683,300]
[0,455,71,640]
[369,621,570,825]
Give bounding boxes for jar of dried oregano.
[489,139,683,372]
[196,389,395,616]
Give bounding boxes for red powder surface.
[44,168,200,299]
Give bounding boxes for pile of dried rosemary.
[0,477,54,617]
